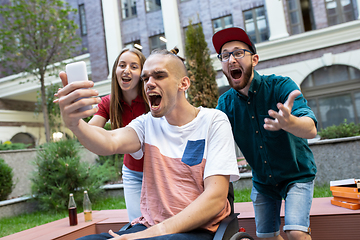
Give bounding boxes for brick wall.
[84,0,108,82]
[120,0,164,57]
[178,0,265,54]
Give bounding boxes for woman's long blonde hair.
[109,48,149,129]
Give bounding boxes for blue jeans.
[250,181,314,238]
[122,165,143,221]
[76,224,214,240]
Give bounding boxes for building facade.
[0,0,360,145]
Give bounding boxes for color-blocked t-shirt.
[128,107,240,232]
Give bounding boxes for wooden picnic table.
[1,198,359,240]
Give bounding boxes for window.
[212,15,233,33]
[10,132,35,148]
[243,7,269,43]
[325,0,356,26]
[121,0,137,19]
[302,65,360,129]
[145,0,161,12]
[79,4,87,36]
[124,40,142,51]
[149,34,167,52]
[287,0,315,34]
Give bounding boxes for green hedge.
[0,141,30,150]
[31,139,117,211]
[0,158,14,200]
[318,119,360,140]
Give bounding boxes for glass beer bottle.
[83,190,92,222]
[68,193,78,226]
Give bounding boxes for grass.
[0,195,126,238]
[234,187,252,202]
[313,184,333,198]
[0,185,332,238]
[0,210,69,238]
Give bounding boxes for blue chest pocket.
[182,139,205,166]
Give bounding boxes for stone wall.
[236,136,360,189]
[0,147,98,199]
[310,136,360,186]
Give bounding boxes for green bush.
[96,154,123,182]
[0,158,14,201]
[0,141,30,150]
[318,119,360,140]
[31,139,117,211]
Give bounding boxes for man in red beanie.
[213,27,317,240]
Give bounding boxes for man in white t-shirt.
[56,48,240,240]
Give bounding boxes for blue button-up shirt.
[217,70,317,199]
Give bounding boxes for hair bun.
[170,47,179,55]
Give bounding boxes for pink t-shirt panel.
[133,143,231,233]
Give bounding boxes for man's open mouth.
[230,68,242,80]
[148,93,162,108]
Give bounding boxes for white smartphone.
[65,61,92,112]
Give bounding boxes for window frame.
[325,0,356,26]
[302,65,360,129]
[121,0,137,20]
[124,40,142,51]
[287,0,305,34]
[212,15,234,34]
[145,0,161,13]
[149,34,167,52]
[79,4,87,36]
[243,6,269,44]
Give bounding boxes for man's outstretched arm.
[110,174,230,240]
[264,90,317,139]
[55,73,141,156]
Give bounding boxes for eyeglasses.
[217,49,253,62]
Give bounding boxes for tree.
[0,0,82,142]
[35,83,62,135]
[184,21,219,108]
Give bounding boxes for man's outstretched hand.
[59,71,69,86]
[54,71,100,130]
[263,90,301,132]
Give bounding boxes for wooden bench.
[0,210,129,240]
[235,197,360,240]
[1,197,359,240]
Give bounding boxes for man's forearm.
[118,175,230,239]
[70,119,119,155]
[283,116,317,139]
[161,177,229,233]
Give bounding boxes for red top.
[95,94,147,172]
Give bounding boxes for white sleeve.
[204,111,240,182]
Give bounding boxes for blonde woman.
[89,48,149,221]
